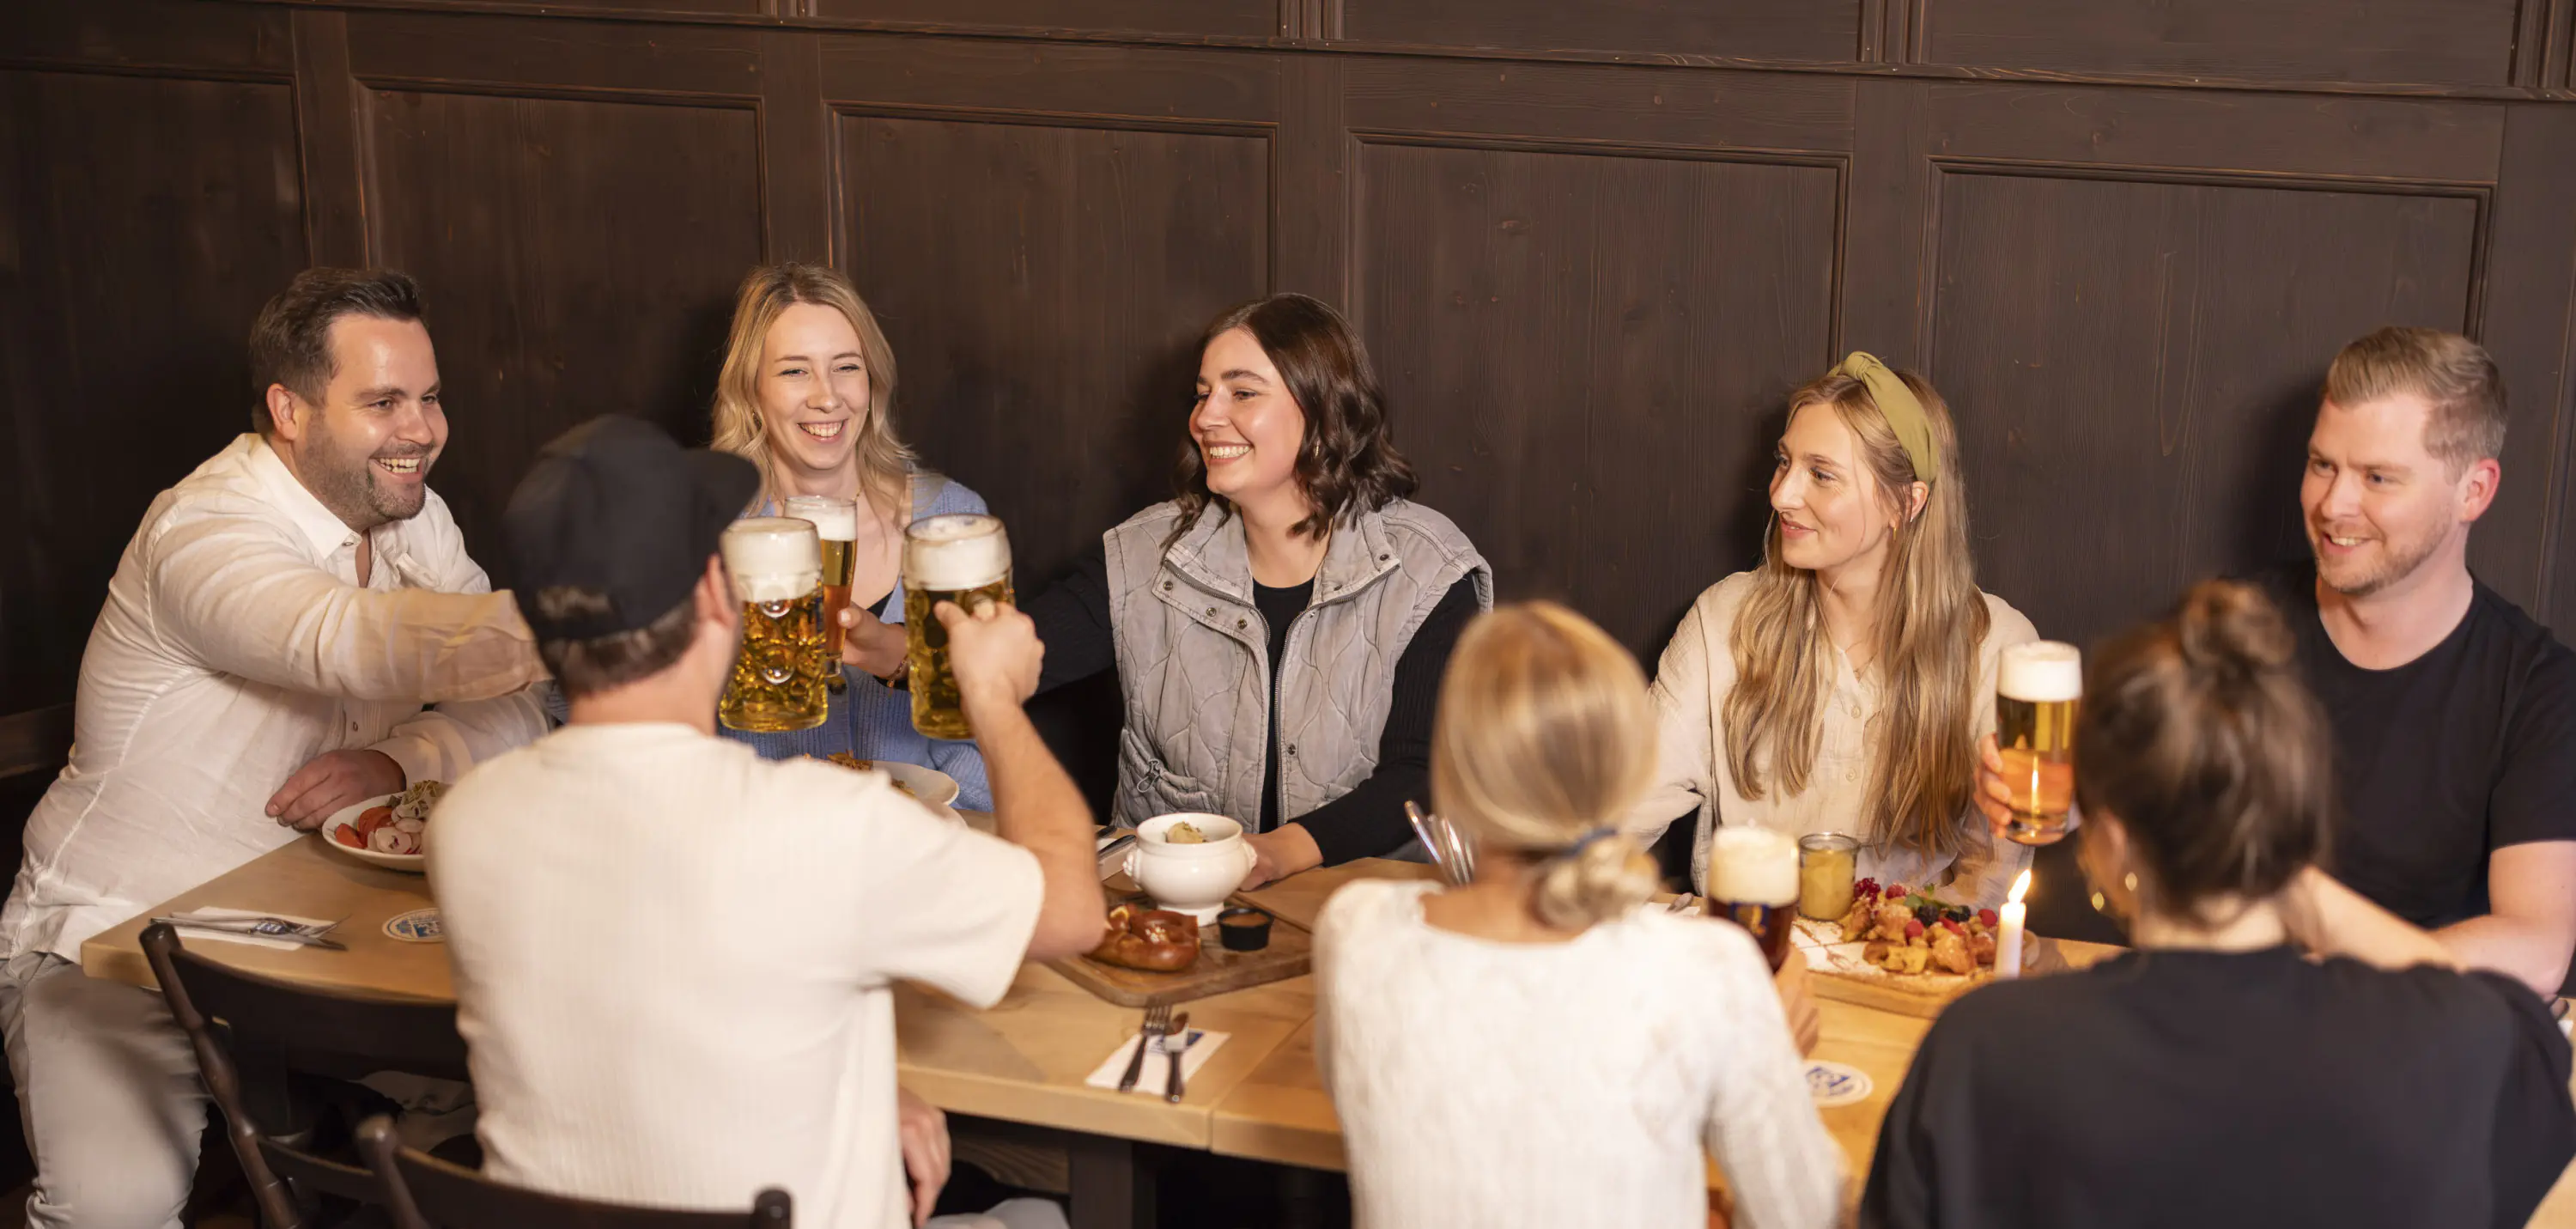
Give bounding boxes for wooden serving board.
[1794,917,2078,1019]
[1047,894,1312,1008]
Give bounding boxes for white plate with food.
[314,780,445,873]
[814,754,962,812]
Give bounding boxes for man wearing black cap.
[430,417,1103,1228]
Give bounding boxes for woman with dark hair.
[1029,294,1490,885]
[1861,580,2573,1229]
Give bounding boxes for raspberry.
[1939,918,1963,934]
[1977,909,1998,928]
[1905,919,1925,939]
[1885,883,1910,900]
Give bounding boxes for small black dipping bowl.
[1218,906,1273,952]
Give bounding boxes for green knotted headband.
[1832,351,1938,484]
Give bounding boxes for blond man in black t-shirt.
[1979,326,2576,998]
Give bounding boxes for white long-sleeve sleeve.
[146,490,541,703]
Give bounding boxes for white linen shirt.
[1624,570,2039,908]
[0,433,545,963]
[430,723,1042,1228]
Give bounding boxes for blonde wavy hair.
[1432,602,1662,928]
[1722,368,1990,856]
[709,263,915,520]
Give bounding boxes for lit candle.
[1996,868,2031,979]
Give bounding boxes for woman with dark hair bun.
[1862,579,2574,1229]
[1028,294,1491,885]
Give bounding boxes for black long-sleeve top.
[1026,546,1478,866]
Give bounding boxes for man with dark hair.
[0,268,546,1226]
[432,417,1101,1226]
[1982,326,2576,997]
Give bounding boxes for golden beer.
[1996,641,2082,845]
[902,514,1012,740]
[718,518,831,733]
[1706,826,1801,970]
[784,496,859,691]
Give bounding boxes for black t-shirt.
[2256,563,2576,929]
[1862,946,2575,1229]
[1026,547,1479,864]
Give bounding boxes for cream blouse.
[1624,570,2039,908]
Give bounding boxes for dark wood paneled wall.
[6,0,2576,715]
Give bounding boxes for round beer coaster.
[383,909,445,943]
[1805,1060,1872,1108]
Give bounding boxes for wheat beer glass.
[1996,640,2082,845]
[902,514,1012,740]
[1706,826,1801,970]
[782,495,859,691]
[717,517,830,733]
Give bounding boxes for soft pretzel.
[1087,903,1202,972]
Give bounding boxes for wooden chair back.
[356,1116,793,1229]
[141,922,471,1228]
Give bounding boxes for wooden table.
[83,840,2576,1226]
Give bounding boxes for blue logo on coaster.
[384,909,444,943]
[1805,1060,1872,1107]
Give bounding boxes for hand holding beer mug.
[1996,641,2081,845]
[1706,826,1801,971]
[903,514,1012,739]
[782,495,859,692]
[718,518,832,733]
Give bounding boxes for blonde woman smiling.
[1628,356,2037,907]
[708,263,993,810]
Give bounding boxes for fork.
[1116,1003,1170,1093]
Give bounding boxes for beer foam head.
[721,517,821,604]
[1999,640,2083,703]
[781,496,857,542]
[1705,826,1800,905]
[904,514,1010,591]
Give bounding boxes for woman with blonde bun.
[1315,602,1842,1229]
[1863,581,2574,1229]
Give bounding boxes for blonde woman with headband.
[1314,603,1841,1229]
[706,263,995,811]
[1627,355,2038,907]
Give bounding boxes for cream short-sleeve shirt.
[431,723,1042,1228]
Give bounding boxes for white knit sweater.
[1314,879,1844,1229]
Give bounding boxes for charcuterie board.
[1047,893,1312,1008]
[1794,917,2119,1018]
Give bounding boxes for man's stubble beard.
[301,414,432,532]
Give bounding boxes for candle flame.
[2007,868,2032,905]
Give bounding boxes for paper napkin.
[1083,1027,1229,1093]
[166,908,341,951]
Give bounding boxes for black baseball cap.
[502,416,760,642]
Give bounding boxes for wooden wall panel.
[1917,0,2522,87]
[363,89,766,556]
[1355,141,1843,659]
[837,112,1273,593]
[1337,0,1862,64]
[811,0,1285,40]
[1929,169,2482,648]
[0,69,308,710]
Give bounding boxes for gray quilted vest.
[1103,497,1492,831]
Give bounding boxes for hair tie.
[1831,351,1939,485]
[1558,826,1619,861]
